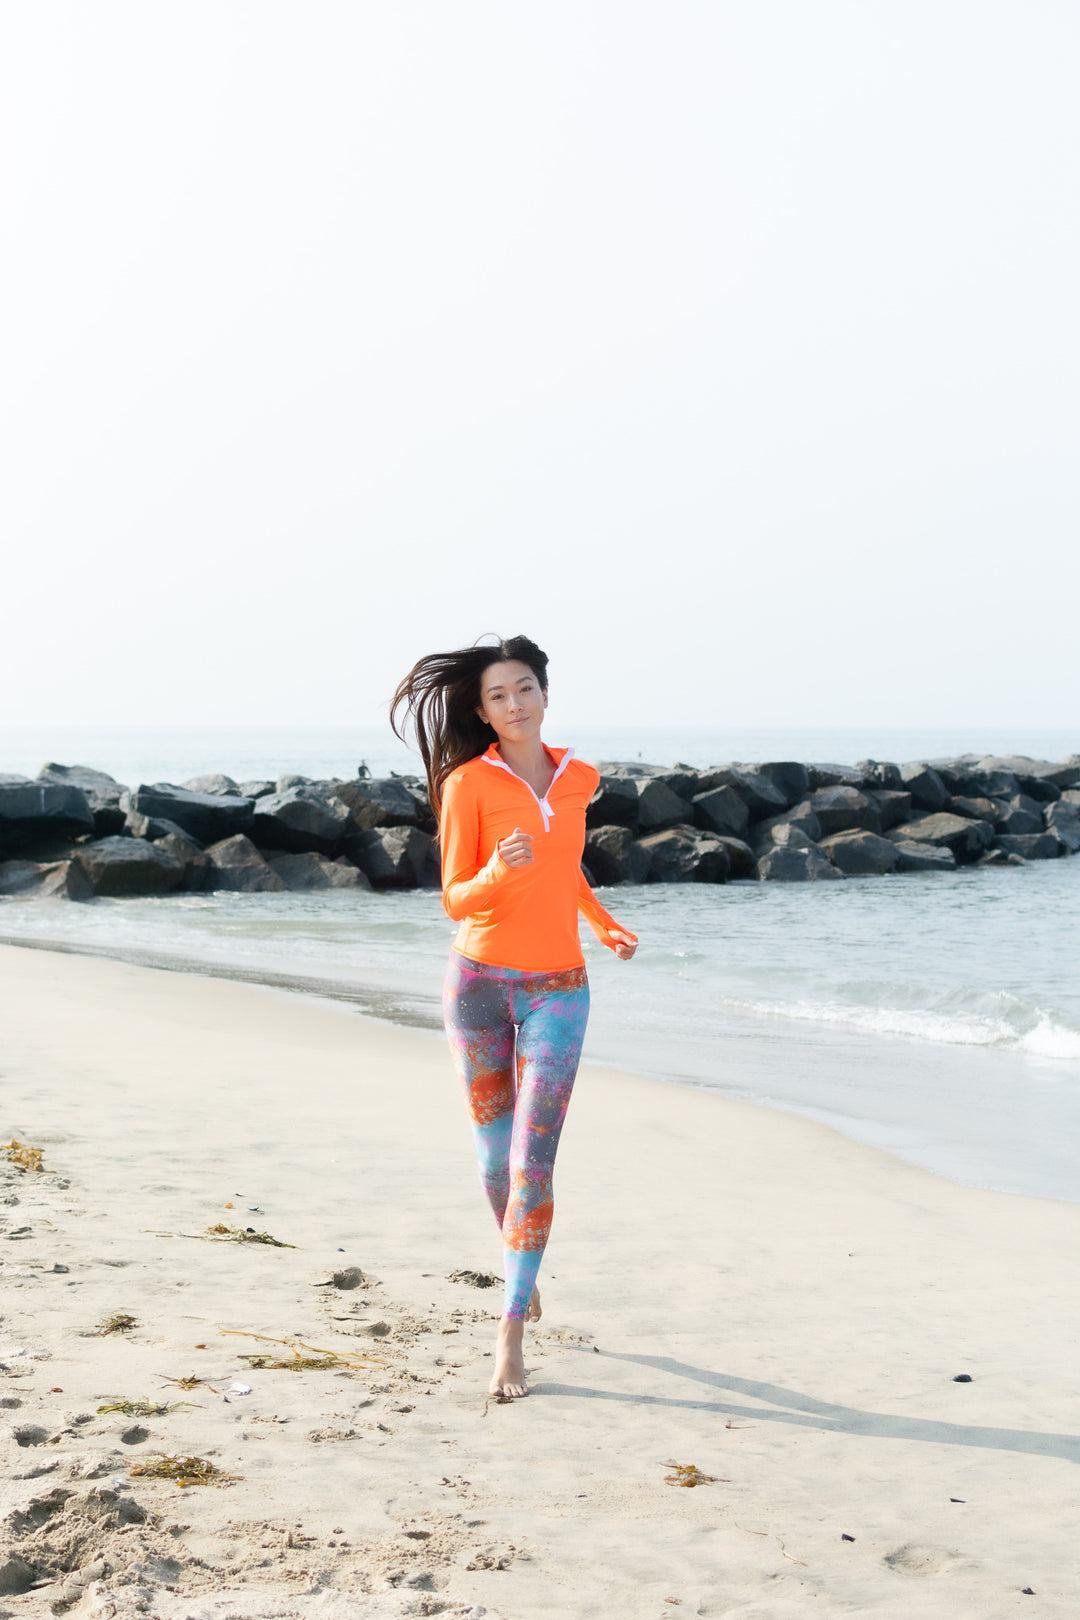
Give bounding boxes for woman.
[392,635,637,1399]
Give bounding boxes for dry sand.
[0,940,1077,1619]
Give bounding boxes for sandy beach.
[1,942,1078,1619]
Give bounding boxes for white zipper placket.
[482,747,575,832]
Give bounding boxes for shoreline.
[1,943,1078,1617]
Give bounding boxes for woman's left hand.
[608,929,638,961]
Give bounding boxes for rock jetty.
[1,753,1078,901]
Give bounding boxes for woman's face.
[476,659,548,745]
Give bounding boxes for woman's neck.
[495,735,555,795]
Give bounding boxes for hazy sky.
[3,2,1078,733]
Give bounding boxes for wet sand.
[1,942,1078,1618]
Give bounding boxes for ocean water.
[2,723,1078,1202]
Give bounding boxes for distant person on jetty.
[392,635,638,1398]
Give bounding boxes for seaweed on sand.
[3,1139,44,1172]
[128,1454,233,1486]
[219,1328,389,1372]
[446,1268,502,1289]
[662,1461,726,1488]
[97,1313,138,1336]
[159,1374,216,1392]
[205,1223,296,1247]
[97,1398,193,1416]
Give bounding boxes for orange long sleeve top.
[439,744,637,972]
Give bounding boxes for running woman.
[392,636,637,1398]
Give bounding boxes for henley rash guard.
[439,744,636,972]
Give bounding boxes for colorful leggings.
[442,951,590,1320]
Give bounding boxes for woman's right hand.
[498,827,534,868]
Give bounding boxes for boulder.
[75,836,186,897]
[635,777,693,832]
[993,832,1063,861]
[404,782,438,833]
[856,760,903,790]
[36,764,127,835]
[182,773,241,796]
[887,813,993,863]
[950,767,1022,801]
[974,754,1080,791]
[584,825,650,885]
[697,767,786,819]
[205,835,287,892]
[980,848,1027,867]
[757,840,842,882]
[264,852,372,891]
[329,777,420,830]
[807,763,866,790]
[124,784,254,845]
[125,811,197,842]
[994,796,1045,836]
[0,780,95,849]
[712,835,757,879]
[0,858,93,900]
[808,786,882,836]
[251,788,351,855]
[347,826,438,888]
[586,775,641,831]
[754,762,811,806]
[636,826,728,883]
[153,832,212,891]
[947,795,1001,823]
[1044,799,1080,853]
[899,763,948,812]
[892,840,957,873]
[691,785,749,838]
[819,830,900,876]
[0,772,31,783]
[867,789,912,830]
[598,762,700,800]
[750,803,822,855]
[276,773,312,792]
[238,779,275,799]
[1061,789,1080,807]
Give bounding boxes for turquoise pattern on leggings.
[442,951,590,1320]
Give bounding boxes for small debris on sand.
[97,1312,138,1335]
[3,1138,45,1172]
[447,1268,502,1289]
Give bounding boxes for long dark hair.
[391,635,549,813]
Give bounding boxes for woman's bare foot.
[489,1316,529,1398]
[526,1285,542,1322]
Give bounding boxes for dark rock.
[404,784,438,833]
[754,762,811,806]
[182,773,241,796]
[926,756,977,792]
[1061,789,1080,807]
[636,826,728,883]
[698,767,786,819]
[251,788,351,855]
[238,779,275,799]
[584,826,650,884]
[276,773,312,792]
[2,830,90,863]
[0,780,95,849]
[1045,799,1080,853]
[888,813,993,863]
[750,803,821,855]
[264,851,372,891]
[757,840,842,881]
[635,777,693,832]
[37,763,127,835]
[205,835,287,892]
[994,832,1063,861]
[691,785,749,838]
[994,796,1044,836]
[892,840,957,873]
[347,826,438,888]
[75,837,186,897]
[0,858,93,900]
[125,784,254,845]
[330,777,420,830]
[808,786,882,836]
[1012,775,1062,804]
[807,763,866,790]
[979,847,1026,867]
[154,832,212,891]
[819,830,900,875]
[125,811,197,842]
[598,762,699,799]
[899,763,948,811]
[856,760,903,790]
[712,835,757,879]
[974,754,1080,790]
[947,795,1001,823]
[950,767,1022,801]
[586,775,641,831]
[867,789,912,830]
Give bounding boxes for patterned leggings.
[442,951,590,1320]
